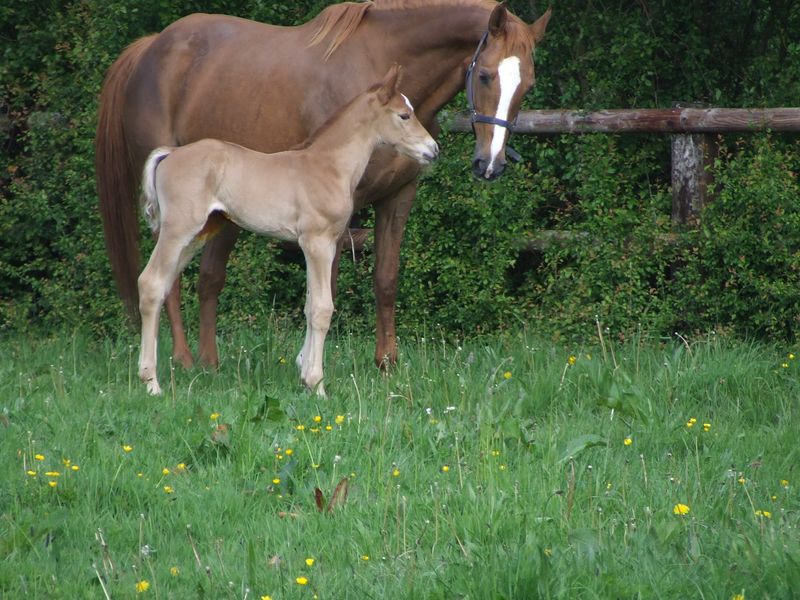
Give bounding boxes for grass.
[1,319,799,599]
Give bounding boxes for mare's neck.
[363,4,493,125]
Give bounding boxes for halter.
[465,31,522,163]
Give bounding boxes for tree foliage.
[1,0,799,341]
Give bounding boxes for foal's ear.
[530,7,552,45]
[377,63,403,105]
[488,2,508,38]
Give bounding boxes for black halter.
[465,31,522,163]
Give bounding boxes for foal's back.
[155,139,345,244]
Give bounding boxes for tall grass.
[1,321,798,599]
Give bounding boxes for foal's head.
[369,64,439,166]
[468,5,552,180]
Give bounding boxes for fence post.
[670,104,716,226]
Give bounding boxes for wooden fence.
[448,107,800,227]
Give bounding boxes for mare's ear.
[488,2,508,38]
[377,63,402,105]
[530,7,552,44]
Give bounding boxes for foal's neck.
[306,103,383,190]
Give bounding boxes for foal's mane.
[308,0,498,60]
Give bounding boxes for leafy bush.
[2,0,800,342]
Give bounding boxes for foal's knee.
[307,302,334,331]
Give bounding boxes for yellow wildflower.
[135,580,150,593]
[392,468,400,477]
[361,555,370,561]
[162,468,170,476]
[26,470,37,477]
[123,445,133,453]
[673,503,690,515]
[34,454,45,461]
[296,424,306,431]
[285,448,293,456]
[45,471,60,477]
[503,371,512,379]
[170,566,179,576]
[210,412,220,421]
[567,355,577,366]
[441,465,450,473]
[703,423,711,432]
[623,437,633,446]
[48,481,57,488]
[305,558,315,567]
[163,485,174,494]
[272,478,280,485]
[755,510,772,519]
[295,576,308,585]
[313,415,322,423]
[335,415,345,425]
[781,479,789,487]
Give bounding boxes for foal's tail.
[141,148,173,234]
[95,35,155,319]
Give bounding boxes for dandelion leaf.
[251,394,287,423]
[558,434,607,464]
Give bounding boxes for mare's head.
[370,64,439,165]
[468,4,552,180]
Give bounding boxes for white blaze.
[402,94,414,112]
[486,56,521,178]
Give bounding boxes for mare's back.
[127,13,327,154]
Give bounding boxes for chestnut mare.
[96,0,552,370]
[138,66,437,396]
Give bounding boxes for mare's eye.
[478,71,491,85]
[399,113,411,121]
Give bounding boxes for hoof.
[172,351,194,370]
[146,379,163,395]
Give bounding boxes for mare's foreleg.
[298,235,337,397]
[197,221,241,369]
[372,180,417,369]
[139,232,203,395]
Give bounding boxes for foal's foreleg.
[298,236,337,397]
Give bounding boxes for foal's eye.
[478,71,491,85]
[399,113,411,121]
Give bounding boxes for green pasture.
[1,323,798,599]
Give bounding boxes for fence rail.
[447,107,800,134]
[447,107,800,227]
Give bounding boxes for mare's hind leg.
[197,221,241,369]
[298,235,337,397]
[139,232,203,395]
[164,277,193,369]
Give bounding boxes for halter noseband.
[465,31,522,163]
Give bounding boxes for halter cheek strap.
[465,31,522,163]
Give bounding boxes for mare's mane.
[308,0,499,60]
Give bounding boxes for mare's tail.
[141,148,173,234]
[95,35,156,319]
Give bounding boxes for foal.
[137,65,438,396]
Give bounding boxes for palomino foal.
[137,65,437,396]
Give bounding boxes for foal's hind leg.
[139,232,203,395]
